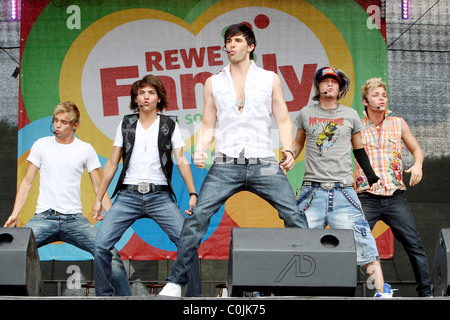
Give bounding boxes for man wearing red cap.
[292,67,394,297]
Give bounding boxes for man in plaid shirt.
[355,77,432,297]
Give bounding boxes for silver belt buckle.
[137,182,150,194]
[321,182,335,190]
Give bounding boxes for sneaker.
[374,283,396,298]
[159,282,182,297]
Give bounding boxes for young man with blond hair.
[4,101,131,296]
[355,77,432,297]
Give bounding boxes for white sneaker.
[159,283,182,297]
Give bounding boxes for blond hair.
[361,78,387,101]
[53,101,80,127]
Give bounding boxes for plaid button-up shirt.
[355,110,406,196]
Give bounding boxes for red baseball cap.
[319,67,341,83]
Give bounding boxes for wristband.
[353,148,380,186]
[189,192,198,198]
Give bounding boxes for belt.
[123,183,171,194]
[49,209,64,215]
[303,181,354,190]
[214,152,273,165]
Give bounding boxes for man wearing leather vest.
[92,75,201,297]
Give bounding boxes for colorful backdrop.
[17,0,393,261]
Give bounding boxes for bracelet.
[189,192,198,198]
[192,150,203,154]
[284,149,294,157]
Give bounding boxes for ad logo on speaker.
[275,255,316,282]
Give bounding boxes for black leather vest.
[112,114,176,199]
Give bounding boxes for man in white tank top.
[3,101,131,296]
[160,23,308,297]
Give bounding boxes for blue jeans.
[296,184,379,266]
[358,191,432,296]
[166,158,309,286]
[25,210,131,296]
[94,189,201,296]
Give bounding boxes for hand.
[92,201,104,221]
[405,164,422,186]
[279,150,295,175]
[3,215,18,227]
[185,194,197,216]
[370,179,383,192]
[193,151,208,169]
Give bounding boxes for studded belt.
[302,181,354,190]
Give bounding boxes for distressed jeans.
[296,185,379,266]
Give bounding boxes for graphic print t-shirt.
[294,103,362,183]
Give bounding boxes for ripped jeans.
[296,185,379,265]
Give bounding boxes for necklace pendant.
[235,99,245,110]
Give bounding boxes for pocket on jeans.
[353,220,370,238]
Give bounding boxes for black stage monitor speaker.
[0,227,42,296]
[432,228,450,296]
[227,228,357,297]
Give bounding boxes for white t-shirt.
[27,136,101,214]
[113,116,185,185]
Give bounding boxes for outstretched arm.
[174,147,197,215]
[92,146,122,220]
[89,167,112,220]
[401,119,424,186]
[3,162,39,227]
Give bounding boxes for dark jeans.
[358,191,432,296]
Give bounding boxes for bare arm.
[3,162,39,227]
[173,147,197,215]
[92,146,122,219]
[351,131,364,149]
[193,77,217,169]
[89,167,112,220]
[401,118,424,186]
[271,74,295,173]
[292,128,306,160]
